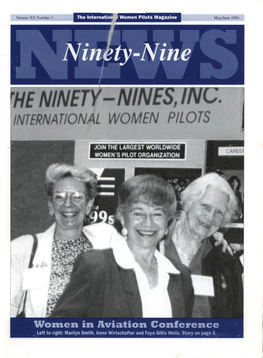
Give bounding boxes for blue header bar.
[73,13,181,23]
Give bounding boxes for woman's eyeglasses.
[52,191,87,205]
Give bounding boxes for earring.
[121,228,128,237]
[49,209,54,216]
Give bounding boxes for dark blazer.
[202,237,243,318]
[51,248,194,318]
[164,236,243,318]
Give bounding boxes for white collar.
[112,238,180,275]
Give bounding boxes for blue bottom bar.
[11,318,243,338]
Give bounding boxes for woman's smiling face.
[119,202,169,251]
[186,187,229,240]
[49,177,93,232]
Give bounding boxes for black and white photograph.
[10,86,244,322]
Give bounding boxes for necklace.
[177,246,195,260]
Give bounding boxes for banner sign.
[89,143,186,160]
[218,146,244,156]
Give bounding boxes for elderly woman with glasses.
[51,175,194,318]
[11,163,117,317]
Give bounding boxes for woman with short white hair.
[162,172,243,318]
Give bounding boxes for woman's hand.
[213,232,233,255]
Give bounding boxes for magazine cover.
[2,2,263,358]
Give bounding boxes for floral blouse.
[46,233,92,316]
